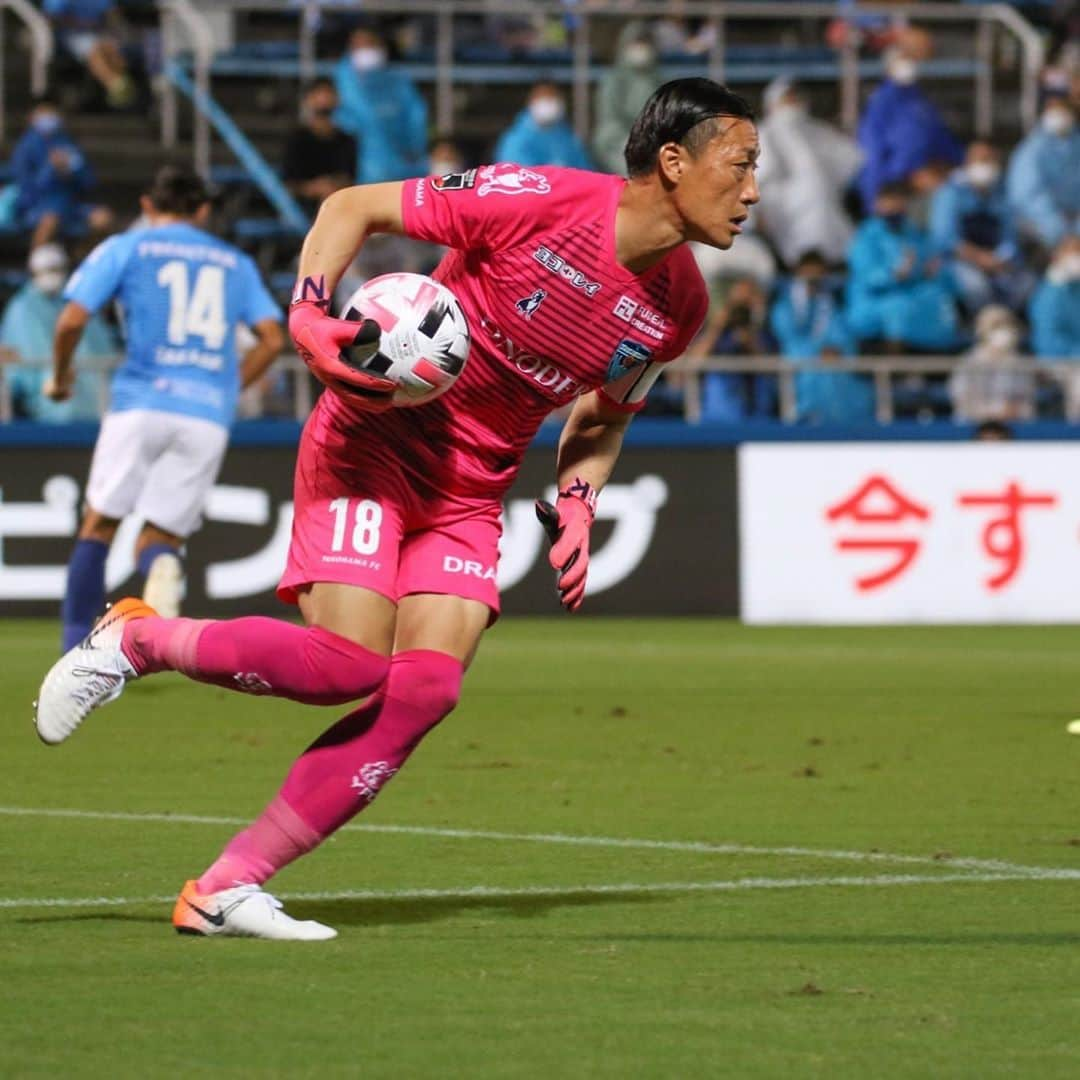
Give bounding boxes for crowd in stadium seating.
[1,3,1079,428]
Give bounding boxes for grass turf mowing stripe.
[4,869,1080,912]
[0,804,1057,876]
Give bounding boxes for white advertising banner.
[739,443,1080,624]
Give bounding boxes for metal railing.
[2,352,1076,429]
[160,0,215,176]
[0,0,53,145]
[191,1,1044,143]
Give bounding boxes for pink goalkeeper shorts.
[278,404,503,616]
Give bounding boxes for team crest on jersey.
[606,338,653,381]
[515,288,548,320]
[476,163,551,198]
[432,169,478,192]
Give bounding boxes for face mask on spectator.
[966,161,1000,188]
[430,158,461,176]
[888,57,919,86]
[1042,108,1074,136]
[351,47,386,72]
[985,327,1019,353]
[32,112,60,135]
[1048,253,1080,284]
[529,97,564,126]
[880,211,906,231]
[623,43,655,70]
[34,271,66,296]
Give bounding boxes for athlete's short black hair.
[146,164,210,216]
[624,78,755,178]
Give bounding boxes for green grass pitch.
[3,617,1080,1078]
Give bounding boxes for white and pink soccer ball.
[341,272,470,406]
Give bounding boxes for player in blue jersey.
[46,165,285,650]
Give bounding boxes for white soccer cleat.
[34,597,155,746]
[173,880,338,941]
[142,551,185,619]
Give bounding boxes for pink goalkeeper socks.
[123,616,390,706]
[195,649,464,889]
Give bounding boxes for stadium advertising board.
[739,443,1080,624]
[0,445,737,617]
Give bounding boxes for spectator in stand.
[494,83,591,169]
[0,244,117,422]
[948,305,1036,424]
[282,79,357,214]
[1029,237,1080,421]
[931,141,1033,314]
[592,23,664,176]
[846,181,962,351]
[856,31,964,211]
[755,76,862,268]
[43,0,135,109]
[428,135,466,178]
[770,250,873,424]
[1006,93,1080,254]
[686,278,778,422]
[12,96,113,249]
[334,25,427,183]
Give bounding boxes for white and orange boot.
[34,597,156,745]
[173,880,337,941]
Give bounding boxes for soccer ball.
[340,272,470,406]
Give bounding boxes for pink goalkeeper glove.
[289,276,396,411]
[535,478,597,613]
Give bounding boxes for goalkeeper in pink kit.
[34,79,760,939]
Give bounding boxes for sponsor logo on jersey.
[476,163,551,198]
[480,316,584,402]
[612,294,669,341]
[432,168,478,192]
[606,338,653,382]
[443,555,497,580]
[515,288,548,320]
[533,245,601,296]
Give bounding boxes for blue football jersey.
[64,223,282,427]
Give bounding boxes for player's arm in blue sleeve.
[238,255,286,389]
[47,235,130,402]
[63,234,130,314]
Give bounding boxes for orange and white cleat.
[34,597,156,746]
[173,880,337,941]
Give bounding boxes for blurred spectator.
[0,244,117,422]
[755,77,861,268]
[282,79,357,214]
[1006,94,1080,253]
[686,278,778,421]
[1029,236,1080,420]
[12,96,112,249]
[334,26,427,183]
[948,305,1036,424]
[931,141,1033,314]
[973,419,1014,441]
[846,181,961,351]
[494,83,591,169]
[43,0,135,109]
[906,161,951,230]
[592,22,663,175]
[771,251,873,424]
[428,135,466,178]
[856,38,963,211]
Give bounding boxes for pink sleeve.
[401,164,593,252]
[598,269,709,413]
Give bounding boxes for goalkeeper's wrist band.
[558,477,598,519]
[291,274,330,309]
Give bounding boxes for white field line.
[0,805,1058,877]
[3,869,1080,912]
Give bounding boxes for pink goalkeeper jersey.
[319,163,708,499]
